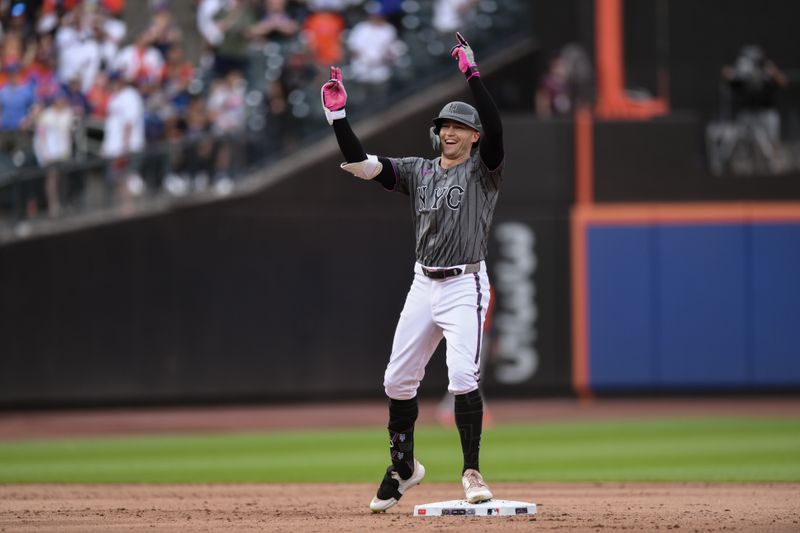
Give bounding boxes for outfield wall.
[572,204,800,394]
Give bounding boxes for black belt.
[421,263,481,279]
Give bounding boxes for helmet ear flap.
[429,126,440,152]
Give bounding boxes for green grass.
[0,417,798,483]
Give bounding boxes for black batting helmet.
[431,101,482,134]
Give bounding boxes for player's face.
[439,120,480,161]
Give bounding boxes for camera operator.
[722,45,788,147]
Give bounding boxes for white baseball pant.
[384,261,491,400]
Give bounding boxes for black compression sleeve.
[375,157,397,190]
[469,76,504,170]
[331,119,397,189]
[332,118,367,163]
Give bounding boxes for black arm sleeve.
[331,118,397,189]
[332,117,367,163]
[469,76,504,171]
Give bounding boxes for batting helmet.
[432,101,482,133]
[430,101,482,151]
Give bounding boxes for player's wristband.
[464,66,480,80]
[325,108,346,125]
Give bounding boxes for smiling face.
[438,119,480,164]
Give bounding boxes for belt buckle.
[446,267,463,278]
[423,266,462,279]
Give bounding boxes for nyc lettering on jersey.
[416,185,465,211]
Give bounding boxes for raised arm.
[322,66,396,189]
[451,33,504,170]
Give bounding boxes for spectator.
[0,63,37,216]
[196,0,226,83]
[161,46,194,115]
[102,0,127,16]
[302,8,345,67]
[54,8,103,92]
[142,2,183,59]
[206,68,246,193]
[718,45,790,174]
[535,54,571,117]
[558,43,593,108]
[246,0,301,88]
[248,0,300,46]
[34,91,74,217]
[60,74,91,157]
[29,36,61,105]
[266,40,319,149]
[32,32,58,66]
[101,71,146,198]
[97,6,129,69]
[60,0,107,38]
[6,2,35,44]
[183,97,214,189]
[164,94,214,194]
[723,45,788,145]
[377,0,404,30]
[346,5,401,101]
[31,58,61,105]
[36,0,70,35]
[197,0,226,48]
[61,76,91,118]
[86,70,112,121]
[432,0,478,34]
[140,78,172,143]
[138,76,177,187]
[0,63,36,142]
[212,0,257,79]
[114,33,165,86]
[1,29,34,71]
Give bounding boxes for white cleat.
[462,468,493,503]
[369,459,426,513]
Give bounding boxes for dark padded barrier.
[0,113,575,407]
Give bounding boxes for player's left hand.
[451,32,480,79]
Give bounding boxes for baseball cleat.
[369,459,426,512]
[462,468,493,503]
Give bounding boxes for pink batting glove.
[321,66,347,125]
[450,32,480,80]
[321,66,347,110]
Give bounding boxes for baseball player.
[321,32,504,512]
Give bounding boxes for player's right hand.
[322,66,347,111]
[321,66,348,125]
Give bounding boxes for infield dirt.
[2,482,799,532]
[1,397,799,532]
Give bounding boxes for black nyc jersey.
[389,150,504,267]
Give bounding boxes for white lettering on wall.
[493,222,538,383]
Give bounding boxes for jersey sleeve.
[386,157,423,196]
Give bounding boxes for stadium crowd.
[0,0,485,219]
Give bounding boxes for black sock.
[388,397,418,480]
[454,389,483,473]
